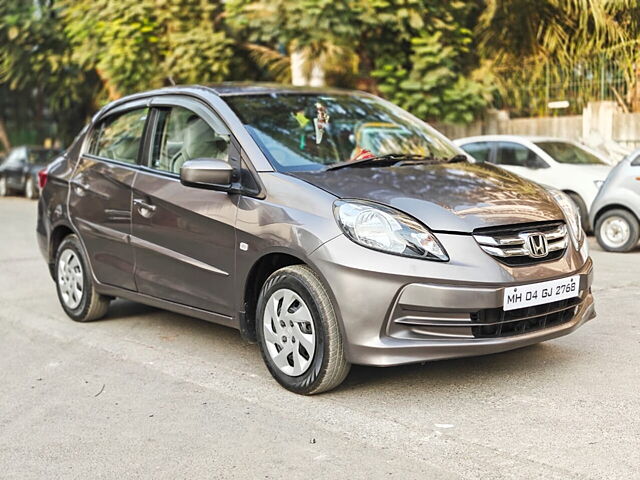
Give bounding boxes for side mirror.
[180,159,234,191]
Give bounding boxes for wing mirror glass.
[180,159,234,191]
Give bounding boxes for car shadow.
[338,342,573,394]
[96,298,577,394]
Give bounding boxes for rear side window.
[89,108,148,164]
[461,142,491,162]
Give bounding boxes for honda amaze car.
[37,85,595,394]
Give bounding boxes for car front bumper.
[309,233,595,367]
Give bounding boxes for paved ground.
[0,196,638,479]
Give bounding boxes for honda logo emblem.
[524,233,548,258]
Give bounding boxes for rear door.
[130,96,237,315]
[68,103,149,290]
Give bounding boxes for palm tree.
[477,0,640,112]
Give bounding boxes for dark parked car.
[37,84,595,394]
[0,145,62,199]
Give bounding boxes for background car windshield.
[28,149,61,164]
[225,93,459,171]
[534,141,605,165]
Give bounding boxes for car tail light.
[37,168,48,190]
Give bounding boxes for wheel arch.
[593,203,640,226]
[48,223,75,276]
[240,252,306,342]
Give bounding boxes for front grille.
[470,296,582,338]
[473,221,568,266]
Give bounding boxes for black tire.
[0,176,10,197]
[25,176,38,199]
[566,192,590,232]
[256,265,350,395]
[595,209,640,253]
[54,234,110,322]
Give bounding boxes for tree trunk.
[0,117,11,153]
[630,62,640,113]
[96,68,121,100]
[290,49,325,87]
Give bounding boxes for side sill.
[95,283,238,330]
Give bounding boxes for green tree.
[0,0,98,146]
[228,0,490,123]
[477,0,640,112]
[62,0,234,100]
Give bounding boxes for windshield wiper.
[325,153,467,171]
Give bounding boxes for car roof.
[205,82,358,97]
[97,83,369,120]
[454,135,575,144]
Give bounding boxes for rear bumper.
[310,233,595,367]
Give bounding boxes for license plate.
[502,275,580,311]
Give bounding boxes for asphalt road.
[1,196,639,479]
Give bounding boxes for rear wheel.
[55,234,110,321]
[25,177,38,199]
[595,209,640,252]
[256,265,350,395]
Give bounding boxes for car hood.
[291,162,565,233]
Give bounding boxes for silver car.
[590,149,640,252]
[37,85,595,394]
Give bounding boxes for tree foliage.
[0,0,99,144]
[62,0,233,99]
[1,0,639,148]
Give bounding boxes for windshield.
[225,93,459,171]
[534,141,605,165]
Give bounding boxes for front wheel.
[25,177,38,199]
[595,209,640,252]
[55,234,110,321]
[256,265,350,395]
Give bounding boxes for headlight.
[594,180,604,189]
[333,200,448,261]
[549,190,584,247]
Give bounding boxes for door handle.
[134,198,157,217]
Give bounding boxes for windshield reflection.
[225,93,459,172]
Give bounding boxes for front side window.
[461,142,491,163]
[90,108,148,164]
[496,142,547,168]
[225,93,459,172]
[150,106,230,174]
[534,141,605,165]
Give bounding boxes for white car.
[454,135,612,229]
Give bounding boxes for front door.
[68,106,149,290]
[131,99,237,315]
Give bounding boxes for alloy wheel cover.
[262,288,316,376]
